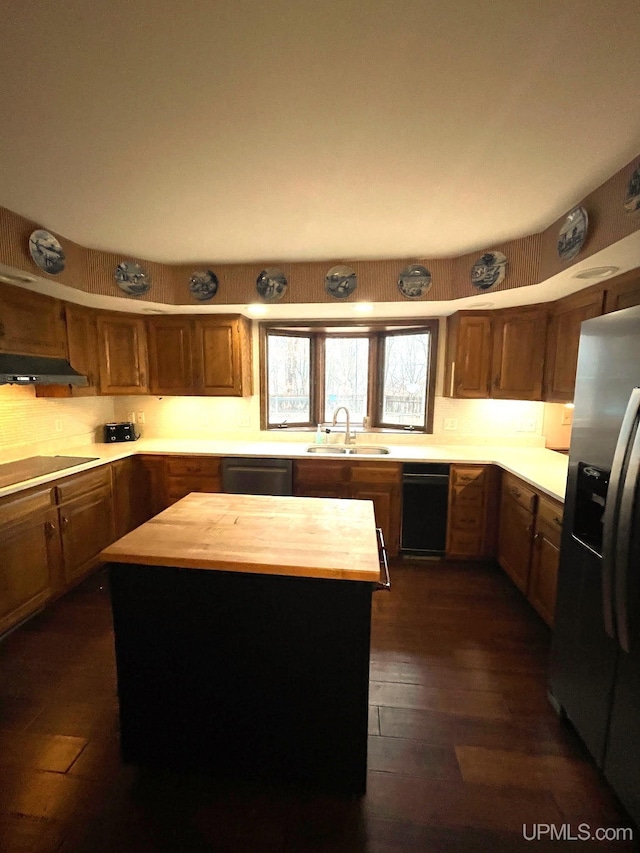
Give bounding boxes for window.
[260,321,438,432]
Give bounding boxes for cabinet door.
[111,457,153,538]
[194,316,253,397]
[543,289,604,402]
[603,269,640,313]
[446,313,492,398]
[349,483,398,558]
[36,304,100,398]
[148,317,195,395]
[0,282,67,358]
[293,460,349,496]
[0,489,61,636]
[446,465,497,560]
[97,314,149,394]
[497,478,536,594]
[528,497,563,626]
[491,307,547,400]
[59,485,115,585]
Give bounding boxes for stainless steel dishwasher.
[401,462,450,556]
[221,457,293,496]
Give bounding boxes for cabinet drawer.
[449,505,484,531]
[166,477,221,502]
[503,473,536,513]
[448,531,483,556]
[451,466,486,487]
[55,467,111,504]
[0,487,55,528]
[450,483,484,508]
[293,460,348,486]
[165,456,221,477]
[536,496,564,546]
[349,461,401,485]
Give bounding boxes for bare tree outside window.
[324,337,369,423]
[267,334,310,424]
[381,332,429,427]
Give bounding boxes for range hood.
[0,353,88,386]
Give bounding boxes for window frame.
[259,319,438,433]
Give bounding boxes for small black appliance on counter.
[104,422,139,442]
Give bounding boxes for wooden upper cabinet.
[96,314,149,394]
[603,268,640,314]
[490,306,548,400]
[445,312,492,398]
[0,282,67,358]
[543,287,604,402]
[148,317,195,395]
[36,303,100,398]
[194,315,253,396]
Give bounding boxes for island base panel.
[109,563,373,795]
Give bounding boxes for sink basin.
[347,445,390,455]
[305,445,390,455]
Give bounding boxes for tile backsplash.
[0,386,551,460]
[0,385,115,461]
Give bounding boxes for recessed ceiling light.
[573,266,620,280]
[353,303,374,312]
[247,303,268,316]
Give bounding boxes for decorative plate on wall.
[256,268,288,302]
[624,164,640,214]
[325,265,357,299]
[398,264,432,299]
[557,206,588,261]
[470,251,507,290]
[28,229,65,275]
[189,269,219,301]
[114,261,151,296]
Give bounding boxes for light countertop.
[101,491,382,582]
[0,438,569,503]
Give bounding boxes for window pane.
[267,334,310,424]
[324,337,369,423]
[381,333,429,427]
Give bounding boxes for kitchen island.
[101,492,383,795]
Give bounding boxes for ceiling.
[0,0,639,266]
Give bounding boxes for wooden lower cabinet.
[497,471,564,626]
[497,473,536,594]
[56,467,115,586]
[293,459,401,557]
[0,487,62,635]
[164,455,222,506]
[111,456,155,538]
[446,465,499,559]
[528,496,563,626]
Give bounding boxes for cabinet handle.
[61,516,70,528]
[553,515,562,527]
[375,528,391,592]
[450,362,456,396]
[493,375,500,388]
[534,530,543,545]
[45,521,57,536]
[510,487,521,498]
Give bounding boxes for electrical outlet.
[443,418,458,431]
[54,418,62,432]
[136,412,146,424]
[561,408,573,426]
[517,418,536,432]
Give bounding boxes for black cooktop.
[0,456,100,489]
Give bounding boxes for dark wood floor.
[0,560,635,852]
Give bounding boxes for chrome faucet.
[332,406,353,445]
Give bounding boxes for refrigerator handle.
[602,387,640,641]
[615,422,640,653]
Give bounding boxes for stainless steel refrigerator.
[550,303,640,826]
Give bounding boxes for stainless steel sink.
[347,445,390,455]
[305,445,390,455]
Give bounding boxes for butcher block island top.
[100,491,381,583]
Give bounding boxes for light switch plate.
[443,418,458,431]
